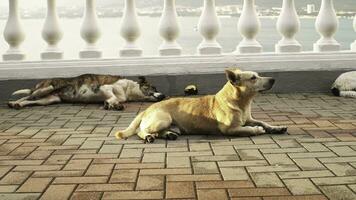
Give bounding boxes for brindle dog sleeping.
[8,74,165,110]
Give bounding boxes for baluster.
[235,0,262,54]
[314,0,340,52]
[158,0,182,56]
[41,0,63,60]
[275,0,302,53]
[80,0,101,58]
[351,14,356,51]
[197,0,221,55]
[3,0,25,61]
[120,0,142,57]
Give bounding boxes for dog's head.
[138,76,166,101]
[225,68,275,95]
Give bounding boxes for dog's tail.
[115,111,144,140]
[12,89,32,96]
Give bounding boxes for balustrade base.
[313,43,340,52]
[120,49,142,57]
[198,46,222,55]
[2,53,25,61]
[235,46,262,54]
[80,50,102,59]
[351,41,356,51]
[159,48,182,56]
[275,44,302,53]
[41,52,63,60]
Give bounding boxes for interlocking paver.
[1,93,356,199]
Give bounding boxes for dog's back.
[35,74,122,90]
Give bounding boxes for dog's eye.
[251,76,257,80]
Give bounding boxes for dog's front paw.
[104,101,125,111]
[266,126,288,134]
[145,135,156,143]
[253,126,266,135]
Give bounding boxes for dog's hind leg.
[8,96,31,109]
[30,85,55,99]
[15,95,61,108]
[138,111,172,143]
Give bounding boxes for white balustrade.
[41,0,63,60]
[3,0,25,61]
[120,0,142,57]
[197,0,221,55]
[235,0,262,54]
[314,0,340,52]
[158,0,182,56]
[276,0,302,53]
[80,0,102,58]
[351,15,356,51]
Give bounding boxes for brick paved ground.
[1,93,356,200]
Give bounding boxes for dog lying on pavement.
[116,68,288,143]
[331,71,356,98]
[8,74,165,110]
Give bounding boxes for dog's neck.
[216,82,255,111]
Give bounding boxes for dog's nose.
[154,93,166,101]
[269,78,275,85]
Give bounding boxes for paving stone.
[193,161,219,174]
[195,180,254,189]
[0,171,31,184]
[278,170,334,179]
[40,184,76,200]
[293,158,326,170]
[70,192,102,200]
[76,183,134,191]
[167,174,221,182]
[283,179,321,195]
[166,181,195,199]
[320,185,356,200]
[0,185,18,192]
[109,169,138,183]
[142,153,165,163]
[312,176,356,185]
[220,167,249,180]
[237,149,264,160]
[0,193,40,200]
[85,164,114,176]
[197,189,228,200]
[228,188,290,197]
[103,191,163,199]
[264,153,294,165]
[250,172,284,187]
[325,163,356,176]
[136,175,164,190]
[17,177,52,192]
[167,156,190,168]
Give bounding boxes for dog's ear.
[225,69,240,85]
[138,76,147,85]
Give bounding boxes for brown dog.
[116,68,287,143]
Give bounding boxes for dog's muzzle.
[260,78,275,92]
[153,93,166,101]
